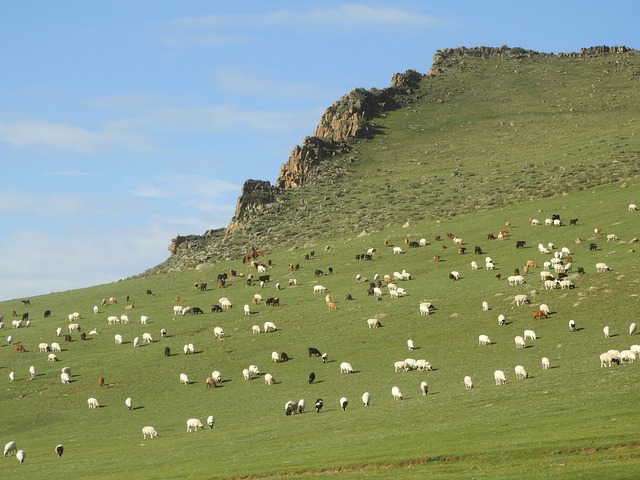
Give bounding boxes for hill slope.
[155,45,640,274]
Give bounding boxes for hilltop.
[154,45,639,274]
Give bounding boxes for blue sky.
[1,1,638,301]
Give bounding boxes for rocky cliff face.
[226,179,277,233]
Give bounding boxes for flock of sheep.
[1,202,636,466]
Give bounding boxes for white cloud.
[133,174,241,200]
[0,190,94,219]
[210,68,321,99]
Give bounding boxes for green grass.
[1,178,639,479]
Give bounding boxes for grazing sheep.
[242,368,250,380]
[249,365,260,376]
[142,333,153,344]
[367,318,381,329]
[464,376,473,389]
[55,326,62,336]
[514,365,528,379]
[478,335,491,346]
[340,362,354,374]
[207,415,215,428]
[173,305,182,315]
[471,260,479,270]
[339,396,348,411]
[391,386,403,401]
[39,342,50,352]
[603,326,610,338]
[416,359,433,371]
[140,315,149,325]
[449,271,460,281]
[133,337,140,348]
[68,323,80,333]
[179,373,190,385]
[271,351,280,363]
[394,360,408,372]
[47,353,58,362]
[87,397,99,409]
[494,370,507,385]
[420,381,428,396]
[515,336,526,349]
[187,418,204,432]
[514,294,529,306]
[114,334,123,345]
[315,399,323,413]
[308,372,316,384]
[313,285,327,294]
[498,314,506,326]
[595,262,610,272]
[60,372,71,384]
[4,441,17,457]
[629,203,638,212]
[362,392,370,406]
[125,397,132,410]
[142,426,158,439]
[621,350,637,363]
[600,352,614,367]
[213,327,225,339]
[55,444,64,457]
[569,319,576,332]
[630,323,637,336]
[28,365,36,379]
[322,352,328,363]
[263,373,276,385]
[9,371,15,382]
[419,302,432,316]
[263,321,277,333]
[393,246,403,254]
[243,304,251,315]
[16,449,25,463]
[120,314,129,324]
[541,357,550,370]
[407,339,415,350]
[524,329,537,341]
[211,371,222,384]
[482,301,489,311]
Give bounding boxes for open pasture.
[0,181,639,479]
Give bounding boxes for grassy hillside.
[2,48,640,478]
[1,177,638,478]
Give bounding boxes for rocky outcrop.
[226,179,277,232]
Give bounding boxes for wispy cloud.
[169,4,445,31]
[0,190,94,219]
[134,174,241,200]
[210,68,321,99]
[0,119,153,153]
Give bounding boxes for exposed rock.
[227,180,277,232]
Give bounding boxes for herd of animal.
[0,203,636,465]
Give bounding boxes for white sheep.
[173,305,183,315]
[264,373,276,385]
[9,371,15,382]
[68,323,80,333]
[47,353,58,362]
[114,334,123,344]
[180,307,193,316]
[394,360,408,372]
[416,359,433,371]
[603,326,610,338]
[243,304,251,315]
[515,336,526,349]
[419,302,432,316]
[251,325,260,334]
[340,396,348,411]
[595,262,610,272]
[340,362,354,374]
[89,328,99,335]
[271,351,280,363]
[599,352,614,367]
[494,370,507,385]
[211,371,222,383]
[55,326,62,337]
[133,336,140,348]
[514,365,528,380]
[362,392,370,406]
[87,397,99,409]
[29,365,36,379]
[482,301,489,311]
[471,261,478,270]
[524,329,537,341]
[183,343,195,354]
[449,271,460,280]
[187,418,204,432]
[631,345,640,356]
[142,333,153,344]
[263,321,277,333]
[569,320,576,332]
[629,323,636,336]
[542,357,550,370]
[140,315,149,325]
[621,350,637,363]
[478,334,491,346]
[313,285,327,294]
[407,339,415,350]
[393,246,403,254]
[207,415,215,428]
[120,314,129,324]
[142,426,158,439]
[606,234,618,242]
[373,287,383,297]
[514,294,529,306]
[242,368,250,380]
[498,314,506,326]
[629,203,638,212]
[125,397,132,410]
[249,365,260,376]
[539,304,550,315]
[16,449,25,463]
[464,376,473,389]
[93,305,99,314]
[179,373,190,385]
[220,298,232,309]
[4,440,17,456]
[60,372,71,384]
[213,326,225,339]
[39,342,50,352]
[391,385,403,401]
[420,381,428,396]
[404,358,417,370]
[107,315,119,325]
[51,342,61,352]
[367,318,381,329]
